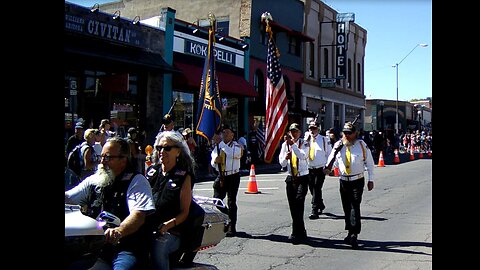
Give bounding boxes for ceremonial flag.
[264,21,288,163]
[195,24,222,142]
[256,120,266,159]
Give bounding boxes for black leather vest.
[87,170,149,254]
[146,164,187,229]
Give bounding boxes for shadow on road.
[322,212,388,221]
[173,262,219,270]
[234,232,431,256]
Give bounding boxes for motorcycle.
[65,195,229,269]
[169,195,230,267]
[64,204,118,269]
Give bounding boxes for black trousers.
[308,167,326,212]
[285,175,309,236]
[339,177,365,235]
[213,173,241,225]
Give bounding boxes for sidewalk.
[381,150,431,165]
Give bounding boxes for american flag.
[256,120,266,159]
[264,23,288,163]
[195,25,222,141]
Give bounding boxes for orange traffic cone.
[334,167,340,176]
[409,146,415,161]
[393,149,400,164]
[377,151,385,167]
[418,151,424,159]
[427,150,432,158]
[245,164,261,194]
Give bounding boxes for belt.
[309,166,324,170]
[224,169,239,176]
[291,172,309,177]
[340,173,364,181]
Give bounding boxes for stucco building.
[100,0,315,133]
[302,0,367,133]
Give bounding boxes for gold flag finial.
[208,12,216,29]
[261,12,272,24]
[261,12,273,38]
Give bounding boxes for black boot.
[350,234,359,249]
[226,224,236,237]
[344,232,353,244]
[309,209,319,219]
[344,233,359,249]
[318,204,325,215]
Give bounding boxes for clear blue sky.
[67,0,432,102]
[326,0,432,102]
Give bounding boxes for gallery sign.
[174,31,245,68]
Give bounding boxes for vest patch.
[147,168,157,177]
[175,170,186,176]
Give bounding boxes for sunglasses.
[343,131,353,135]
[155,145,179,152]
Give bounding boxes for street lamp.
[393,43,428,134]
[379,101,384,131]
[417,110,422,130]
[420,104,426,131]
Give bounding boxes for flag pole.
[262,12,289,163]
[195,12,222,144]
[209,13,220,136]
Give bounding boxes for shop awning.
[173,62,258,97]
[288,107,317,117]
[65,43,180,73]
[268,21,315,42]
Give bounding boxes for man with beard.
[65,137,155,269]
[324,122,375,249]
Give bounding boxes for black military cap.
[162,114,173,125]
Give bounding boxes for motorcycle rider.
[65,137,155,269]
[144,130,197,269]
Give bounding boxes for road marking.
[240,179,284,182]
[194,187,279,191]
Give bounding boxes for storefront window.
[345,106,360,122]
[109,73,139,135]
[172,91,194,130]
[129,75,138,95]
[72,70,141,134]
[111,103,138,138]
[222,97,238,136]
[84,70,106,97]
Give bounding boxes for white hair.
[152,131,196,174]
[91,164,115,188]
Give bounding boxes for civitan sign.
[65,3,144,47]
[336,22,346,79]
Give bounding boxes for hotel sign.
[336,22,346,79]
[336,13,355,23]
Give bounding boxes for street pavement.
[185,156,432,270]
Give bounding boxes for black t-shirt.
[66,135,84,154]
